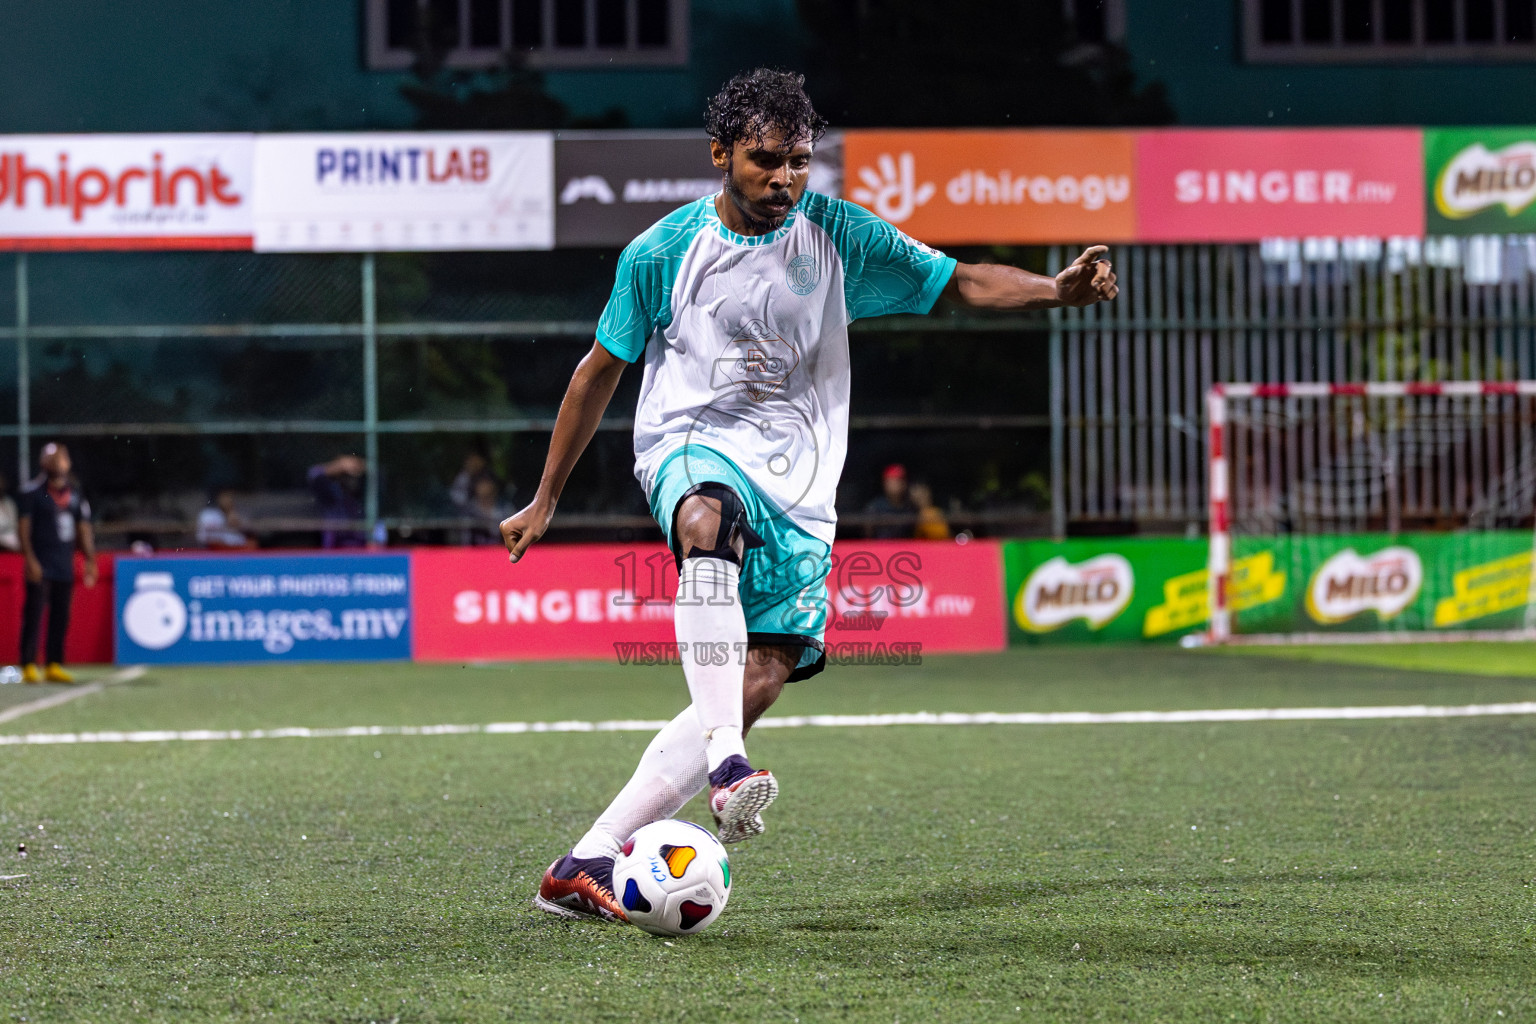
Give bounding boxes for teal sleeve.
[804,195,957,321]
[594,202,708,362]
[595,238,666,363]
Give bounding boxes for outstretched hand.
[1055,246,1118,307]
[500,501,553,564]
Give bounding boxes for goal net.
[1203,381,1536,645]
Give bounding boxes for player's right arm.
[503,212,681,563]
[17,511,41,584]
[499,341,627,563]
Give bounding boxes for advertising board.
[554,132,722,247]
[14,128,1531,251]
[0,553,115,664]
[1005,538,1214,644]
[553,132,842,246]
[411,540,1005,663]
[1005,531,1535,643]
[1229,532,1534,636]
[842,129,1137,244]
[1425,127,1536,235]
[0,134,254,250]
[1136,129,1425,242]
[252,132,554,251]
[115,553,411,664]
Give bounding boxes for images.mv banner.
[115,553,412,664]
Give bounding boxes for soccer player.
[18,442,97,684]
[503,69,1118,921]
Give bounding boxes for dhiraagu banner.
[1004,532,1534,643]
[1426,127,1536,235]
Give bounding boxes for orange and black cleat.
[533,852,628,923]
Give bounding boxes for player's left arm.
[941,246,1118,311]
[78,516,97,588]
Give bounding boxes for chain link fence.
[1051,236,1536,535]
[7,238,1527,548]
[0,249,1057,548]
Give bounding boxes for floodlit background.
[4,0,1535,554]
[5,5,1536,1021]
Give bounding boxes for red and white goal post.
[1201,380,1536,646]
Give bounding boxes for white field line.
[0,666,146,725]
[4,700,1536,747]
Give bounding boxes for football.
[612,820,731,937]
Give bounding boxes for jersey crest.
[786,253,821,295]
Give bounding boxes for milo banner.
[1004,532,1534,644]
[1004,538,1208,644]
[1232,531,1534,636]
[1426,127,1536,235]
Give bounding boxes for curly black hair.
[704,68,829,152]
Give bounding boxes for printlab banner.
[1425,127,1536,235]
[1004,531,1535,643]
[411,541,1005,663]
[115,553,412,664]
[252,132,554,251]
[842,129,1137,244]
[0,134,255,250]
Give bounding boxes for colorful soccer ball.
[612,819,731,937]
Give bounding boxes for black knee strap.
[671,482,766,570]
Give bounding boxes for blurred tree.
[397,1,624,129]
[400,63,587,131]
[796,0,1172,126]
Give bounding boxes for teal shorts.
[649,444,831,681]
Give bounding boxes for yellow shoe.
[22,664,41,684]
[44,663,75,684]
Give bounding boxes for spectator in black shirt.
[460,474,512,546]
[308,455,367,549]
[18,443,96,684]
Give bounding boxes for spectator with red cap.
[864,463,918,539]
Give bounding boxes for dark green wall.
[0,3,409,131]
[0,0,801,133]
[1125,0,1536,126]
[1,1,1526,133]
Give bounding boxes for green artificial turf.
[1226,640,1536,680]
[3,648,1535,1022]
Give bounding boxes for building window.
[1064,0,1127,44]
[367,0,689,70]
[1245,0,1536,60]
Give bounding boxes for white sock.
[674,556,748,773]
[571,704,708,860]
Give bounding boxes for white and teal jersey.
[597,190,956,546]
